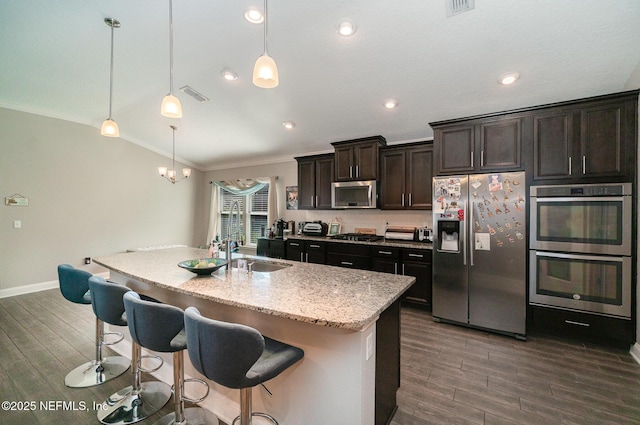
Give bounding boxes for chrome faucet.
[225,200,241,268]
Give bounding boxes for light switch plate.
[13,220,21,229]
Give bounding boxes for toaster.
[302,221,328,236]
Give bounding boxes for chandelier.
[158,125,191,183]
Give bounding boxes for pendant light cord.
[108,20,115,119]
[169,0,174,95]
[171,125,176,173]
[263,0,268,55]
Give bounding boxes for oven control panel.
[531,183,631,197]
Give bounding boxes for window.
[219,184,269,245]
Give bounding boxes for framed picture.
[328,222,341,236]
[286,186,298,210]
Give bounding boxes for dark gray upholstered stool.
[123,291,217,425]
[89,276,171,425]
[57,264,129,388]
[184,307,304,425]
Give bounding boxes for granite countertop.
[94,247,415,331]
[284,234,433,250]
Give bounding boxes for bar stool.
[184,307,304,425]
[123,291,217,425]
[89,276,171,425]
[57,264,129,388]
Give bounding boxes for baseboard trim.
[0,272,110,299]
[630,343,640,365]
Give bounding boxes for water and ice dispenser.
[437,220,460,252]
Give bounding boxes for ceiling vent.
[445,0,475,17]
[180,85,209,102]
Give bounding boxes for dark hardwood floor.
[1,289,639,424]
[393,306,640,425]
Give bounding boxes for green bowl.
[178,258,228,275]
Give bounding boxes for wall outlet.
[366,333,374,361]
[84,257,91,265]
[13,220,21,229]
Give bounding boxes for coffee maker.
[274,219,285,238]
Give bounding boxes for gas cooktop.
[330,233,383,242]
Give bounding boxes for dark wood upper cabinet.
[431,90,637,182]
[580,103,624,177]
[296,153,334,209]
[332,136,386,181]
[533,92,637,182]
[533,109,573,179]
[433,118,522,175]
[380,142,433,210]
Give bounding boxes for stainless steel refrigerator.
[432,172,526,338]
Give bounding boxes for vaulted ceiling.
[1,0,639,170]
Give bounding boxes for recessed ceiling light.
[282,121,296,129]
[221,69,238,81]
[338,20,356,36]
[498,71,520,85]
[384,99,398,109]
[244,8,264,24]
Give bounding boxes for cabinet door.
[533,110,573,180]
[372,258,399,274]
[379,150,406,209]
[315,156,335,209]
[580,103,625,177]
[297,159,316,209]
[354,142,379,180]
[334,146,354,181]
[286,240,303,261]
[435,125,475,174]
[306,242,326,264]
[402,261,432,307]
[406,146,433,209]
[479,118,522,171]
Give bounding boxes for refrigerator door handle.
[469,200,474,267]
[462,200,467,266]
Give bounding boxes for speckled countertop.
[94,247,415,331]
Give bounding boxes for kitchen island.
[94,247,415,425]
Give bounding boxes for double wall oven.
[529,183,632,319]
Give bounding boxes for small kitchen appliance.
[384,226,416,241]
[302,221,328,236]
[415,227,433,242]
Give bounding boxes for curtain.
[206,176,279,245]
[205,184,220,245]
[212,179,267,195]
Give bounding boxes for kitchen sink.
[231,259,293,273]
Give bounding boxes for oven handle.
[534,250,627,263]
[533,196,627,203]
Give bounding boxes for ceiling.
[1,1,639,171]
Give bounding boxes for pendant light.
[100,18,120,137]
[158,125,191,184]
[253,0,278,88]
[161,0,183,118]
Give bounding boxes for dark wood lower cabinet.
[376,299,400,425]
[371,246,431,309]
[256,238,285,259]
[529,305,634,348]
[326,242,371,270]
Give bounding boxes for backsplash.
[282,209,433,235]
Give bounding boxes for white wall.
[0,108,207,292]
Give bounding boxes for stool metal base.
[97,381,171,425]
[152,407,218,425]
[232,412,278,425]
[64,356,130,388]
